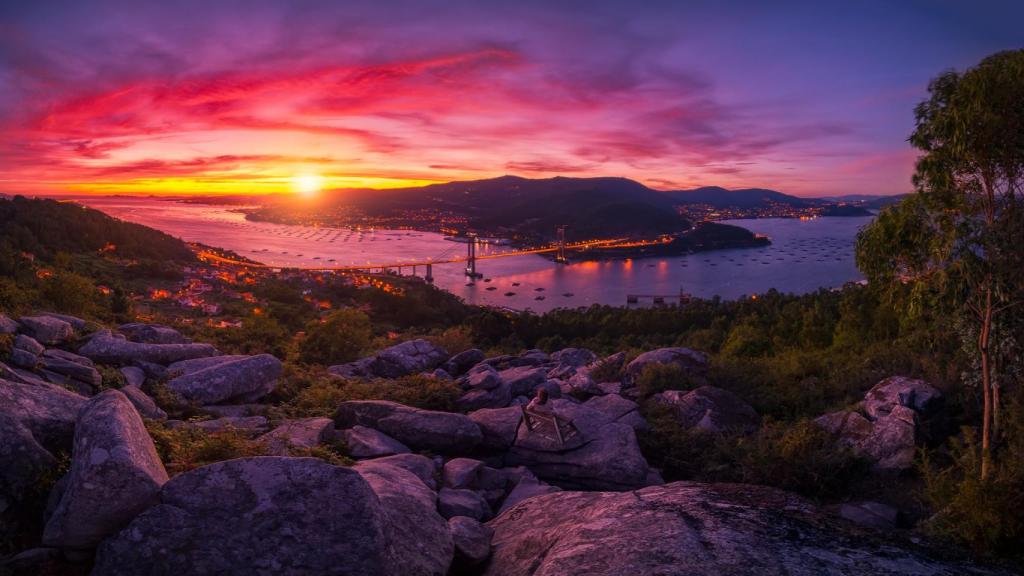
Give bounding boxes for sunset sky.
[1,1,1021,197]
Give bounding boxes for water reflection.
[76,197,873,313]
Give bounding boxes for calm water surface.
[77,197,873,312]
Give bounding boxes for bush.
[275,371,462,418]
[639,405,867,500]
[634,363,699,398]
[427,325,474,356]
[96,365,126,390]
[921,405,1024,557]
[41,271,95,315]
[298,309,372,365]
[146,423,270,476]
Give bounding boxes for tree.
[298,309,373,365]
[857,50,1024,478]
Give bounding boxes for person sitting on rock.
[527,387,554,415]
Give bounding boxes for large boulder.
[354,458,454,576]
[0,412,58,542]
[448,516,494,567]
[343,425,411,459]
[497,366,547,397]
[38,312,87,331]
[505,399,650,490]
[335,400,482,454]
[330,339,448,379]
[622,347,708,388]
[257,417,335,454]
[816,408,917,471]
[120,385,168,420]
[653,386,760,434]
[457,381,512,411]
[93,457,393,576]
[863,376,943,420]
[815,376,945,472]
[166,354,281,405]
[364,453,438,489]
[0,378,86,452]
[43,390,168,549]
[79,330,218,365]
[18,315,73,345]
[485,482,1000,576]
[468,406,523,450]
[39,355,102,391]
[438,488,491,521]
[14,334,44,356]
[550,348,597,368]
[585,394,648,431]
[118,323,191,344]
[166,354,247,376]
[445,348,486,377]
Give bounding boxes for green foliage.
[41,271,95,315]
[921,399,1024,557]
[273,368,462,418]
[0,196,194,262]
[720,322,773,358]
[146,422,271,476]
[640,405,867,500]
[298,308,373,365]
[426,325,474,356]
[96,365,126,390]
[634,363,697,398]
[0,333,13,358]
[205,314,292,358]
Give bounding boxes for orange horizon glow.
[5,2,1005,199]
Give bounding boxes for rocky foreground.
[0,312,1008,575]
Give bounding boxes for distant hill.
[665,186,813,209]
[263,175,691,241]
[0,196,194,262]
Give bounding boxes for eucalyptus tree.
[857,50,1024,479]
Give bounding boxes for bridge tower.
[465,233,483,280]
[425,263,434,283]
[555,225,568,264]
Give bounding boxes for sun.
[292,174,324,198]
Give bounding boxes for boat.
[563,292,574,297]
[534,287,545,291]
[535,295,545,301]
[504,292,516,296]
[512,282,520,287]
[486,286,497,291]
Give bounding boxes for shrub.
[298,308,372,365]
[635,363,699,398]
[921,404,1024,557]
[41,271,95,315]
[427,325,474,356]
[96,365,126,390]
[275,372,462,418]
[639,405,867,500]
[146,423,270,476]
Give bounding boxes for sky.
[0,0,1021,198]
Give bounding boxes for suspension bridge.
[196,229,670,282]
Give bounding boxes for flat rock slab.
[92,457,394,576]
[485,481,1003,576]
[43,390,168,549]
[118,323,191,344]
[166,354,281,405]
[335,400,482,454]
[18,316,73,345]
[79,331,218,365]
